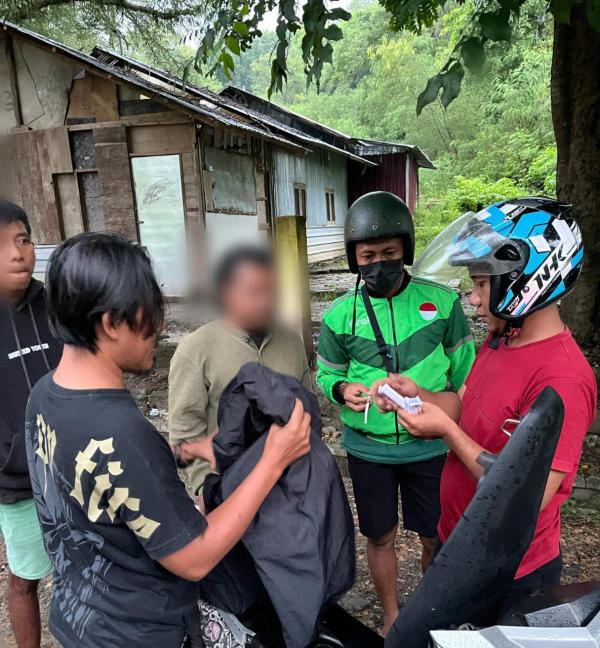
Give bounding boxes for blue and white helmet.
[415,197,584,322]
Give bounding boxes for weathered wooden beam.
[94,125,137,241]
[5,35,22,126]
[67,111,193,131]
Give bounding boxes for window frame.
[294,183,307,218]
[325,189,336,224]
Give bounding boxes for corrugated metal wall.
[271,149,305,216]
[306,225,345,262]
[272,148,348,226]
[272,147,348,260]
[347,153,419,213]
[305,152,348,227]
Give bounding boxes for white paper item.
[378,384,423,414]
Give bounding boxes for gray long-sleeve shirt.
[168,319,312,494]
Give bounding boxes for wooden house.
[0,22,434,293]
[0,23,305,295]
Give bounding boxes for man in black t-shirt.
[25,233,312,648]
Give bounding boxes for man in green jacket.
[317,192,475,634]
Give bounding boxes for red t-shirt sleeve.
[519,376,595,474]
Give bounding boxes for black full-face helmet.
[344,191,415,273]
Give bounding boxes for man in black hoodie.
[0,200,62,648]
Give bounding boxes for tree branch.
[7,0,203,23]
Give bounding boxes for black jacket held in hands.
[0,280,62,503]
[203,363,355,648]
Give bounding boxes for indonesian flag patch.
[419,302,438,321]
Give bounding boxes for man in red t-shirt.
[372,197,597,615]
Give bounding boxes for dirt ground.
[1,492,599,648]
[2,264,599,646]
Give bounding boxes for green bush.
[414,225,445,259]
[415,175,525,230]
[444,176,525,216]
[527,146,557,196]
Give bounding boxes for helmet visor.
[413,211,525,285]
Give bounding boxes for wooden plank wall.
[181,146,203,232]
[128,123,193,155]
[94,125,138,240]
[0,129,70,244]
[56,174,84,237]
[1,55,209,257]
[128,122,204,235]
[67,76,119,123]
[0,135,22,205]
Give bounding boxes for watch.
[333,381,349,405]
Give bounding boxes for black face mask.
[360,259,404,297]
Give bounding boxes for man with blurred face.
[0,200,62,648]
[169,246,312,501]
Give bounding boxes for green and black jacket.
[317,276,475,463]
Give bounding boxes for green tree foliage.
[3,0,598,103]
[232,1,556,234]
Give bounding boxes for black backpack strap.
[360,284,394,374]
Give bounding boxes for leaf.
[586,0,600,30]
[218,9,229,27]
[324,24,344,40]
[329,7,352,21]
[233,21,250,36]
[269,57,287,98]
[276,40,288,69]
[182,59,193,86]
[303,0,321,29]
[204,28,215,50]
[226,36,241,55]
[479,8,512,41]
[440,60,464,108]
[220,51,235,71]
[321,42,334,63]
[498,0,524,16]
[417,73,443,115]
[461,37,486,73]
[301,32,312,59]
[550,0,581,23]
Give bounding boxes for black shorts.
[347,453,445,540]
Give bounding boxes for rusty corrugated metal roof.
[0,20,306,152]
[355,139,435,170]
[222,86,435,169]
[1,20,430,169]
[90,47,378,167]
